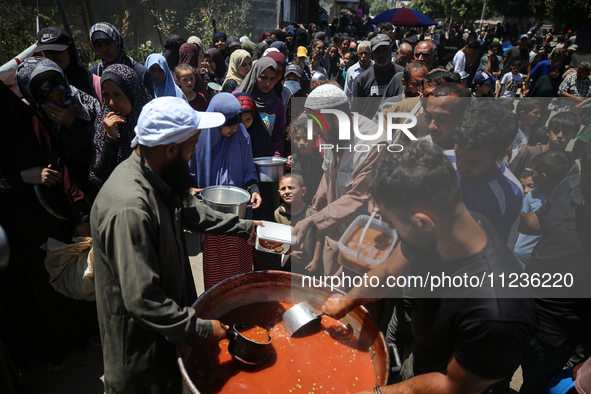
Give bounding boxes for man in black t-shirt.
[322,141,537,393]
[352,34,401,119]
[502,35,530,75]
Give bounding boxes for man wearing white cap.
[91,97,260,393]
[293,84,388,278]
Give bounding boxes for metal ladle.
[282,302,324,337]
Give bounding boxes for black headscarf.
[324,43,341,81]
[162,35,186,71]
[205,48,227,81]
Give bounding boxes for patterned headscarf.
[89,22,133,75]
[90,64,153,186]
[17,57,72,110]
[224,50,251,86]
[234,92,273,158]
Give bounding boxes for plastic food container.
[338,215,397,274]
[255,221,296,255]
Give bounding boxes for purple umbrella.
[371,8,435,27]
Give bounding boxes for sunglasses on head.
[226,113,242,126]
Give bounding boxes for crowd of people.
[0,12,590,394]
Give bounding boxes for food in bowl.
[237,325,270,344]
[345,227,393,261]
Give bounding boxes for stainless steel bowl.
[199,185,251,219]
[253,157,287,182]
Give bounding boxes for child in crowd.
[525,126,550,148]
[510,111,581,179]
[513,99,542,150]
[496,60,523,99]
[514,152,569,268]
[454,101,523,247]
[472,71,494,97]
[288,117,324,205]
[274,173,322,274]
[174,64,207,111]
[519,169,535,197]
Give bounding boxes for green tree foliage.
[185,0,251,49]
[411,0,591,25]
[0,0,37,65]
[369,1,390,16]
[408,0,445,19]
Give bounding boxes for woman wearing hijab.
[212,32,229,61]
[89,22,154,96]
[0,82,93,375]
[201,48,227,89]
[529,62,565,98]
[253,41,270,61]
[189,93,261,290]
[222,49,252,93]
[270,41,289,59]
[236,57,287,156]
[145,54,187,101]
[294,27,310,53]
[187,36,206,64]
[162,34,186,71]
[90,64,153,187]
[241,40,257,57]
[325,43,344,87]
[234,92,275,229]
[16,57,101,197]
[264,51,286,92]
[178,42,210,102]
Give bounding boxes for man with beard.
[352,34,402,118]
[91,97,260,394]
[322,141,536,393]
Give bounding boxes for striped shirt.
[446,151,523,247]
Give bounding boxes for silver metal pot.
[177,271,389,393]
[253,157,287,182]
[199,185,251,219]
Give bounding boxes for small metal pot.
[253,157,287,182]
[282,302,323,336]
[198,185,252,219]
[227,324,272,365]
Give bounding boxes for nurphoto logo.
[304,109,418,153]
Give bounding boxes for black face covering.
[160,151,195,197]
[30,71,72,109]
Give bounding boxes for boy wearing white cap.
[91,97,260,393]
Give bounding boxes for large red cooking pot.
[177,270,390,393]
